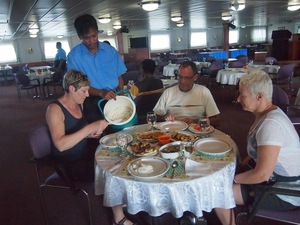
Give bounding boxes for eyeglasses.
[178,74,196,81]
[69,75,88,86]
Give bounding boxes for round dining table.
[216,68,249,85]
[94,123,238,222]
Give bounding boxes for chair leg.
[236,212,247,225]
[78,189,93,225]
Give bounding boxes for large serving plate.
[127,143,159,157]
[137,130,166,143]
[170,130,195,142]
[99,133,133,147]
[158,121,188,132]
[127,157,169,179]
[193,138,231,155]
[188,123,214,135]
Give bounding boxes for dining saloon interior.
[1,0,300,225]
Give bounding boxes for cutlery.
[171,161,178,179]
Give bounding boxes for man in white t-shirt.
[153,61,221,127]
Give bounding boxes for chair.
[229,60,244,68]
[43,71,64,97]
[29,124,94,225]
[125,62,138,72]
[237,56,249,66]
[236,187,300,225]
[134,92,162,124]
[200,59,223,89]
[206,56,216,63]
[272,85,289,113]
[15,71,41,101]
[271,64,295,93]
[122,71,140,85]
[265,56,278,65]
[236,55,247,59]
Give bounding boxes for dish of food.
[159,141,181,159]
[127,157,169,179]
[193,138,231,155]
[170,131,195,142]
[137,130,166,142]
[127,142,159,156]
[188,123,214,134]
[99,133,133,147]
[158,121,188,132]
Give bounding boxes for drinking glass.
[269,60,274,65]
[198,116,210,137]
[116,133,128,157]
[203,57,206,62]
[146,111,157,130]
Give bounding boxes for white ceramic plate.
[127,143,159,157]
[158,121,188,132]
[193,138,231,155]
[99,133,133,147]
[170,131,195,142]
[137,130,166,143]
[188,123,214,135]
[127,157,169,179]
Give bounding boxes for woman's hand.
[88,120,109,138]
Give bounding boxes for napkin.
[185,158,212,177]
[96,157,122,175]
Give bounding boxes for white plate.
[127,157,169,179]
[127,143,159,157]
[170,131,195,142]
[188,123,214,134]
[158,121,188,132]
[99,133,133,147]
[193,138,231,155]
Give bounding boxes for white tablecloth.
[161,79,178,89]
[27,72,53,83]
[216,68,249,85]
[95,124,237,218]
[163,62,211,76]
[30,66,52,71]
[248,65,281,74]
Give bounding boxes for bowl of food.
[158,135,171,145]
[159,141,181,159]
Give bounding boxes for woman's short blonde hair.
[239,70,273,102]
[62,70,90,93]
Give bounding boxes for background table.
[248,64,281,74]
[95,124,238,219]
[0,67,12,85]
[216,68,249,85]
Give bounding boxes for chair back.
[209,59,223,76]
[236,55,247,59]
[272,85,289,113]
[52,71,64,83]
[237,56,248,66]
[125,62,138,72]
[16,71,31,86]
[277,64,295,80]
[206,56,216,63]
[122,71,140,85]
[29,124,52,159]
[265,56,277,65]
[229,60,244,68]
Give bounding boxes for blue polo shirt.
[55,48,67,60]
[67,41,126,90]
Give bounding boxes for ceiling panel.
[0,0,299,40]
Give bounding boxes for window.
[190,32,207,47]
[251,27,266,42]
[44,40,70,59]
[150,34,170,51]
[229,30,239,44]
[0,43,17,63]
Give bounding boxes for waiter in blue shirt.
[54,42,67,70]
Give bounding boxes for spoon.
[108,118,122,125]
[171,161,178,179]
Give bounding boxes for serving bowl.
[158,135,171,145]
[159,141,181,159]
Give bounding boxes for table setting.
[94,119,238,219]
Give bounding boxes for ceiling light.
[29,28,39,34]
[107,31,113,36]
[222,12,232,21]
[176,22,184,27]
[30,34,37,38]
[113,25,122,29]
[287,4,300,11]
[140,1,160,11]
[57,35,64,38]
[98,17,111,23]
[230,0,245,11]
[171,16,182,22]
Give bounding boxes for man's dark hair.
[179,61,198,75]
[74,14,98,37]
[56,42,62,48]
[141,59,156,74]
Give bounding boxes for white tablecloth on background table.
[248,65,281,74]
[161,79,178,89]
[95,124,237,218]
[163,62,211,76]
[30,66,52,71]
[216,68,249,85]
[27,72,53,83]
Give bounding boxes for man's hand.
[103,90,117,100]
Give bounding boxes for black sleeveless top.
[51,100,88,162]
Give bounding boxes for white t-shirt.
[153,84,220,121]
[248,108,300,206]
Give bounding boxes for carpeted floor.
[0,77,297,225]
